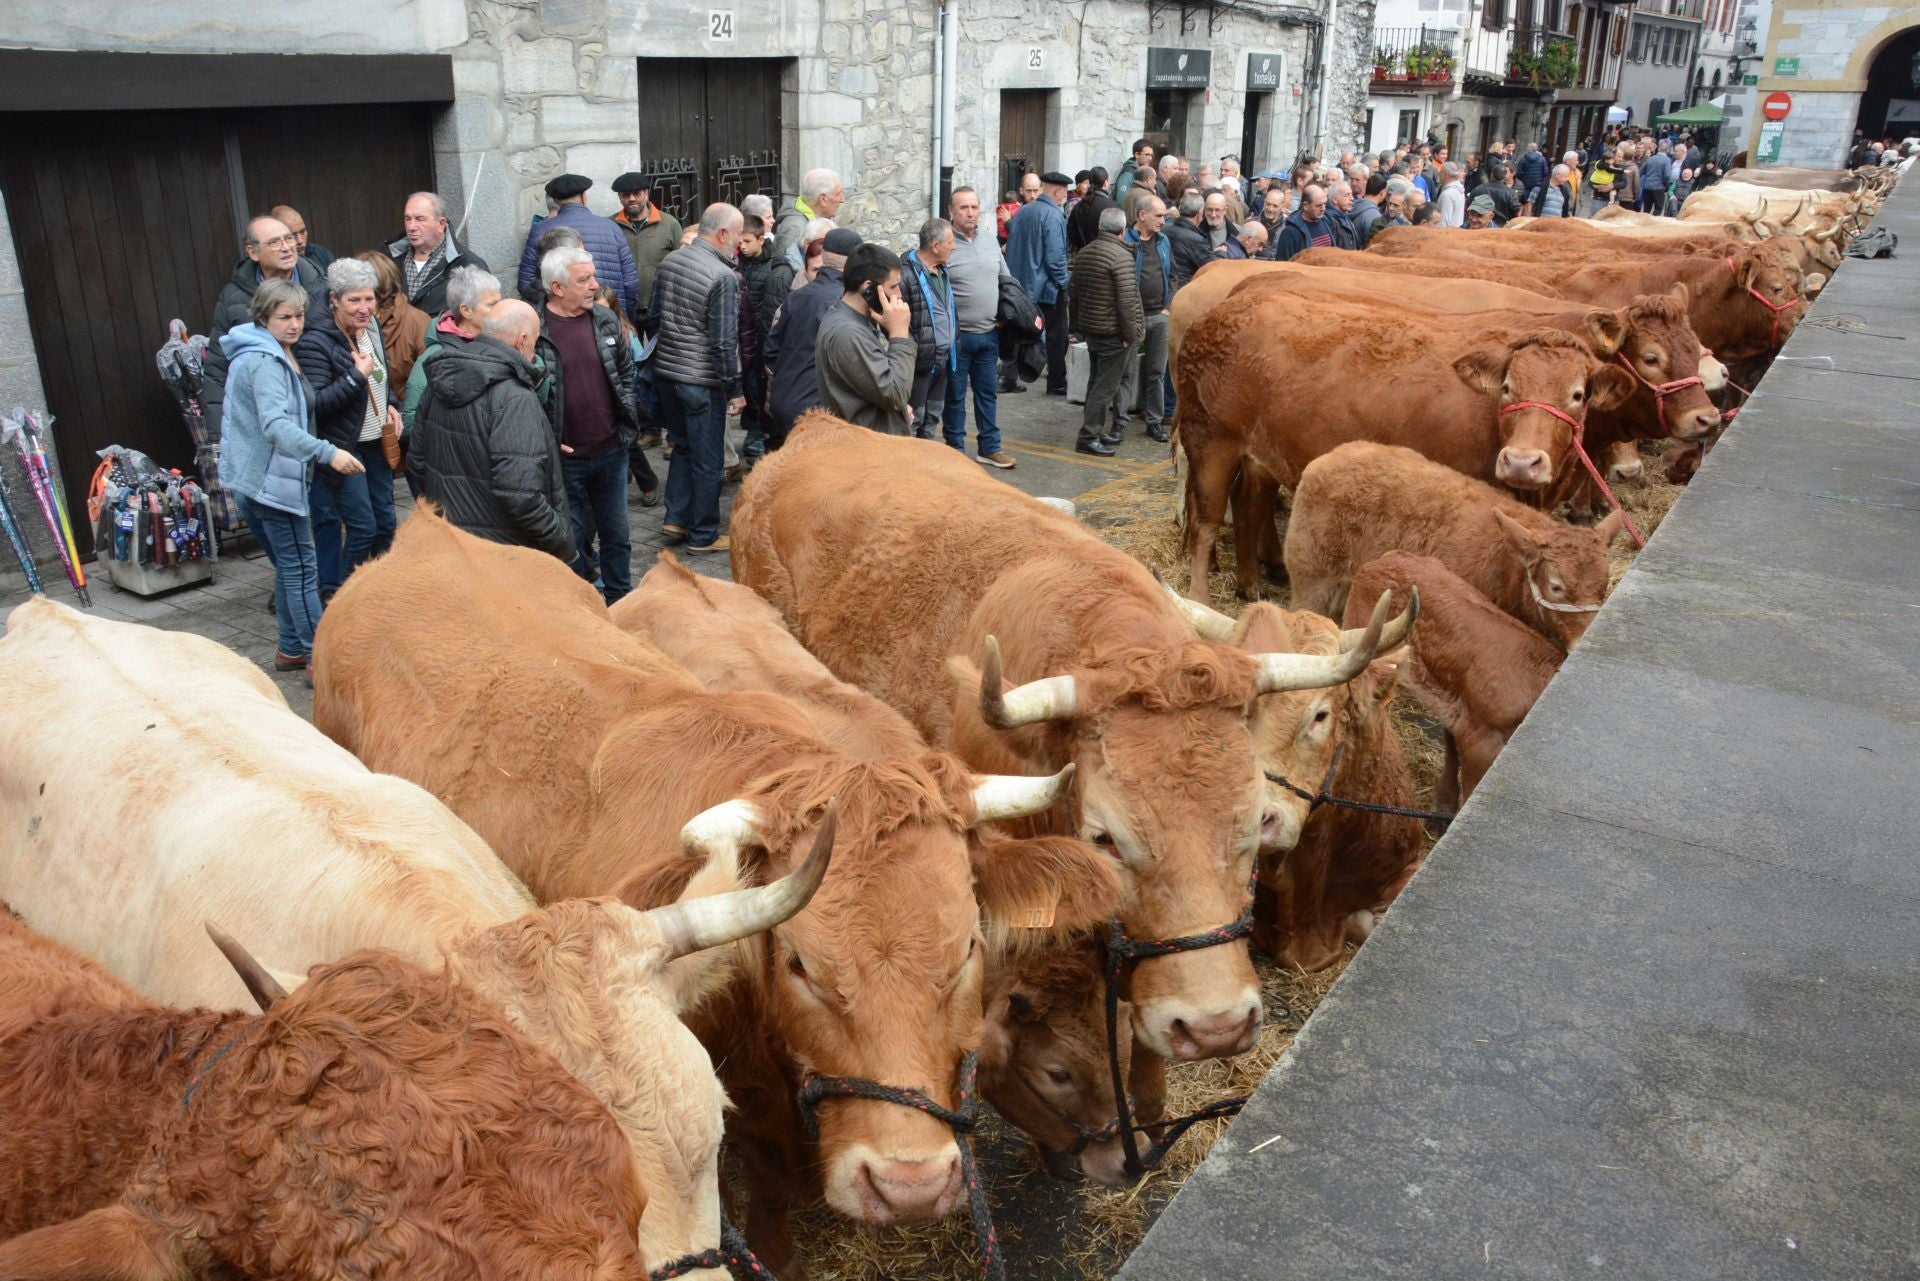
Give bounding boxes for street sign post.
[1772,56,1799,75]
[1762,91,1792,121]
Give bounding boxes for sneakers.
[686,535,731,553]
[638,489,661,508]
[979,451,1017,470]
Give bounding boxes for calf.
[1284,441,1624,650]
[0,907,649,1281]
[1345,553,1564,806]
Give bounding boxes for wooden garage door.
[0,105,434,550]
[636,59,786,227]
[0,110,238,545]
[236,104,435,261]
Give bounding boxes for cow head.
[961,593,1409,1062]
[1728,245,1808,352]
[674,757,1116,1225]
[0,946,654,1281]
[1602,439,1644,484]
[1454,331,1636,490]
[1612,286,1722,441]
[449,847,831,1280]
[1490,507,1622,648]
[980,934,1136,1186]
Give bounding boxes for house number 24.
[709,10,735,40]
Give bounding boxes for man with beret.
[611,172,684,331]
[515,174,640,319]
[1004,169,1073,396]
[765,226,861,447]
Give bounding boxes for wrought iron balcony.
[1370,26,1461,93]
[1463,26,1579,88]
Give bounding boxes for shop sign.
[1147,47,1212,89]
[1247,52,1282,90]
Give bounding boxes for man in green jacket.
[1068,206,1144,456]
[611,173,683,330]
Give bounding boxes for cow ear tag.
[1013,885,1060,930]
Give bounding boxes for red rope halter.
[1501,399,1647,550]
[1727,255,1803,348]
[1614,351,1706,437]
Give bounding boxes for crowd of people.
[203,125,1913,676]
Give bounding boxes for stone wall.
[0,194,48,421]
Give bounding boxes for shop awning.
[1655,102,1725,125]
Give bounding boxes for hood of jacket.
[219,321,295,366]
[427,334,538,410]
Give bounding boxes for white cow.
[0,596,825,1281]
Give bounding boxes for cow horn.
[1158,576,1238,640]
[1753,220,1773,240]
[653,800,837,960]
[679,798,765,863]
[1744,202,1764,224]
[1338,585,1419,653]
[1252,590,1392,695]
[205,922,289,1013]
[970,763,1076,824]
[1789,195,1807,222]
[1814,225,1840,243]
[979,635,1080,729]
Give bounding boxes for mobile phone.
[862,281,884,311]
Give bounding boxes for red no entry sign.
[1762,91,1792,121]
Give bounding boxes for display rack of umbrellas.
[1,409,90,607]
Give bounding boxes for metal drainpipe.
[940,1,959,210]
[1315,0,1339,157]
[932,2,946,219]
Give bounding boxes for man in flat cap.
[1464,193,1497,230]
[611,172,684,332]
[1004,169,1073,396]
[516,174,640,319]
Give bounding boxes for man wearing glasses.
[201,214,328,441]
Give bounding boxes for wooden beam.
[0,50,454,113]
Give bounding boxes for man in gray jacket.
[942,187,1018,469]
[650,203,745,554]
[815,244,916,435]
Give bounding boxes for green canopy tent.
[1655,102,1725,125]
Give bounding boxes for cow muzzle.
[836,1148,964,1224]
[1496,446,1553,489]
[1136,988,1263,1061]
[1675,405,1723,441]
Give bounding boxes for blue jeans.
[355,438,397,559]
[661,379,727,547]
[563,448,632,602]
[943,329,1003,457]
[238,494,323,659]
[309,462,375,598]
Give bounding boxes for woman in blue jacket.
[218,278,365,676]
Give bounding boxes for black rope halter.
[1100,869,1262,1179]
[1266,741,1458,827]
[646,1211,772,1279]
[796,1050,1003,1281]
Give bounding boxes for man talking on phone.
[814,242,917,436]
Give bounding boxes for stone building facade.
[1753,0,1919,165]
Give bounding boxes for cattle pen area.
[2,185,1916,1281]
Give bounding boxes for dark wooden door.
[1000,90,1049,201]
[0,103,437,550]
[636,59,785,226]
[236,104,435,259]
[0,109,238,545]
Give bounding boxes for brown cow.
[1284,442,1623,650]
[611,554,1143,1187]
[1174,286,1655,598]
[1344,553,1564,805]
[732,414,1411,1066]
[1162,594,1424,972]
[0,907,650,1281]
[316,511,1113,1273]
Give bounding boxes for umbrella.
[0,466,44,594]
[2,410,89,606]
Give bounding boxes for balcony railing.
[1370,26,1461,93]
[1463,26,1579,87]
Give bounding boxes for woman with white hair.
[295,256,400,598]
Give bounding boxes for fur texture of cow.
[1284,442,1622,650]
[1344,554,1564,805]
[0,596,758,1281]
[315,512,1117,1275]
[614,554,1144,1186]
[732,414,1396,1066]
[0,905,649,1281]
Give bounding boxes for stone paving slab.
[1121,177,1920,1281]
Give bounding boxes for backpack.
[1845,226,1897,259]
